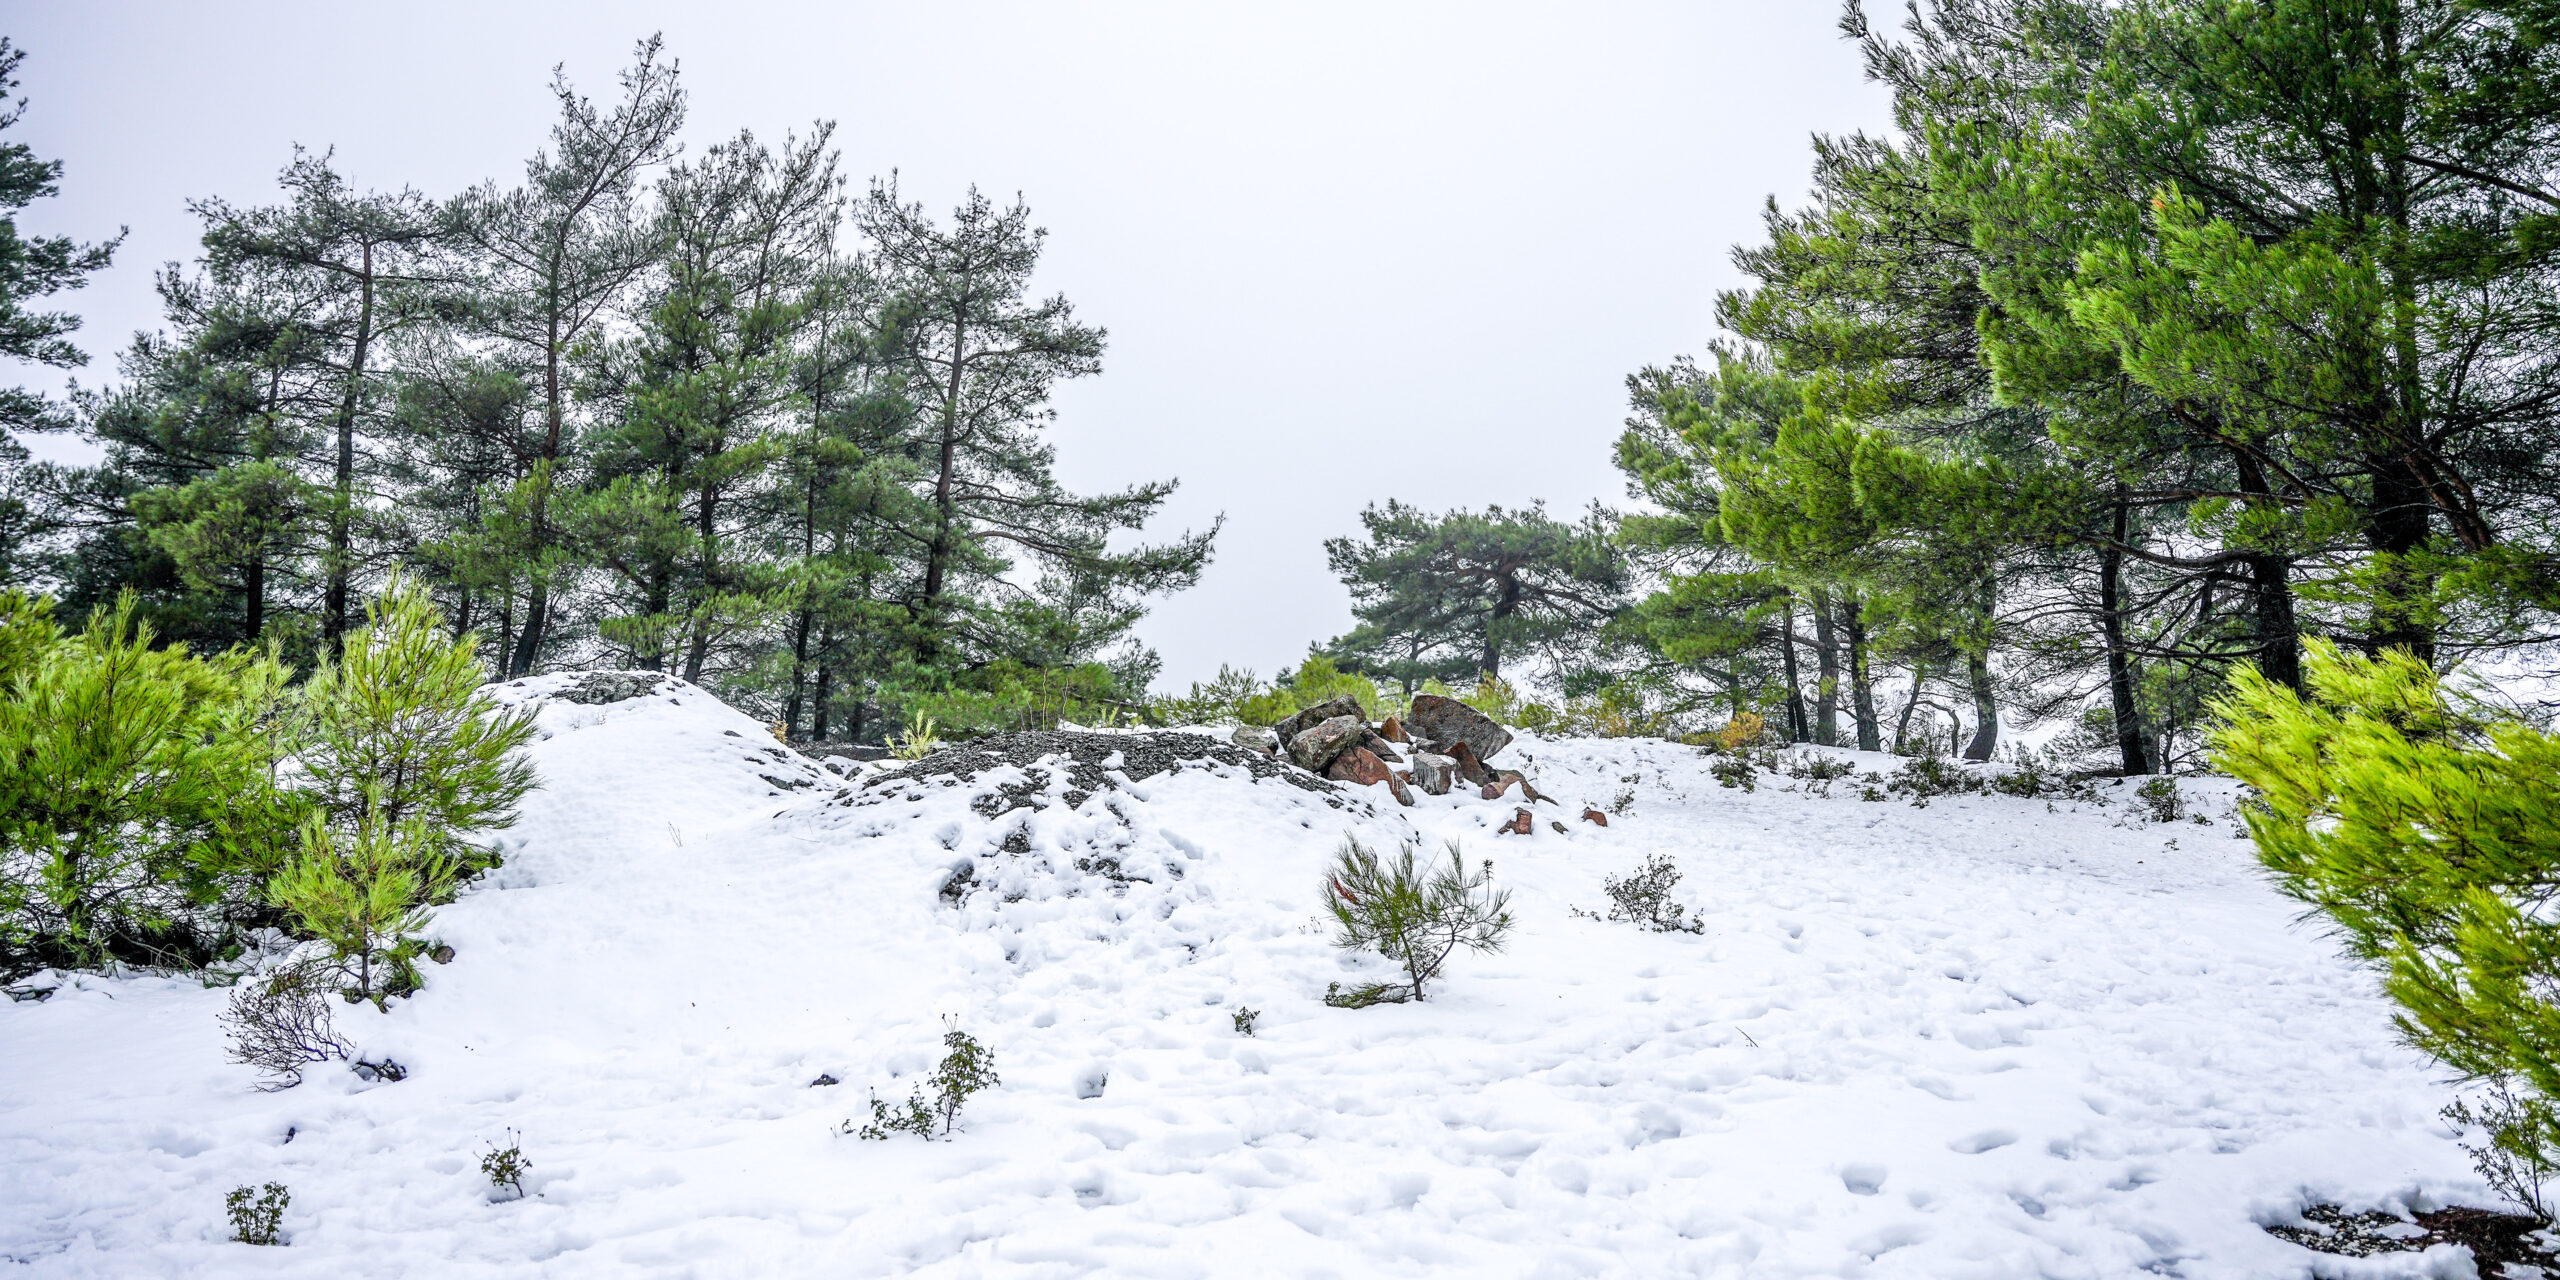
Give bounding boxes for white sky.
[3,1,1889,690]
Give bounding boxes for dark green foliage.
[1575,851,1705,935]
[225,1182,288,1246]
[481,1130,531,1200]
[1320,501,1624,690]
[1322,837,1512,1003]
[1231,1006,1258,1036]
[848,1022,999,1140]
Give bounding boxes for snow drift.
[0,673,2499,1276]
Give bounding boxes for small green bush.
[1322,837,1511,1003]
[226,1182,288,1246]
[2134,775,2181,822]
[1231,1006,1259,1036]
[847,1022,999,1140]
[482,1131,532,1199]
[1575,851,1705,934]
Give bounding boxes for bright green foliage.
[295,577,538,877]
[2213,641,2560,1195]
[851,1023,999,1140]
[1322,837,1512,1003]
[1235,657,1387,727]
[0,594,297,973]
[265,806,447,1000]
[224,1183,288,1246]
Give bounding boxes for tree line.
[1304,0,2560,776]
[0,36,1215,742]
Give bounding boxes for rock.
[1445,741,1494,786]
[1288,715,1367,772]
[1407,694,1511,762]
[352,1057,407,1083]
[1480,777,1517,800]
[809,1074,839,1087]
[1409,753,1456,796]
[1360,730,1404,764]
[1498,807,1535,836]
[1274,696,1369,746]
[821,756,858,777]
[1521,779,1553,805]
[1378,715,1409,743]
[1325,745,1392,787]
[1385,769,1415,807]
[1550,820,1570,835]
[557,670,667,705]
[1581,807,1608,827]
[1230,725,1280,754]
[1487,769,1553,805]
[428,944,455,965]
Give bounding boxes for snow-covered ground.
[0,676,2497,1277]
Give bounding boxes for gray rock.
[555,670,668,705]
[1273,695,1368,745]
[1286,715,1366,772]
[1360,730,1404,764]
[1407,694,1511,762]
[1409,752,1456,796]
[1230,725,1281,754]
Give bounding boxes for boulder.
[1445,741,1494,786]
[1480,777,1517,800]
[1326,745,1392,787]
[1360,730,1404,764]
[1378,715,1409,743]
[1385,770,1415,807]
[1550,820,1570,835]
[1288,715,1367,772]
[1230,725,1281,754]
[1498,807,1535,836]
[1409,752,1456,796]
[1273,696,1369,746]
[1407,694,1511,762]
[1581,807,1608,827]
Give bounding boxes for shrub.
[1886,753,1983,804]
[2212,640,2560,1217]
[0,593,300,976]
[1321,837,1512,1003]
[1576,851,1705,934]
[266,809,449,1002]
[1235,657,1385,727]
[847,1022,999,1140]
[2444,1078,2558,1223]
[1781,751,1855,797]
[482,1130,532,1200]
[1710,755,1757,791]
[890,710,942,761]
[2134,775,2181,822]
[294,577,538,880]
[225,1182,288,1246]
[220,962,350,1090]
[1231,1006,1259,1036]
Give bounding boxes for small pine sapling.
[846,1021,999,1140]
[225,1182,288,1245]
[481,1130,532,1200]
[266,804,449,1002]
[1321,837,1512,1004]
[891,711,942,762]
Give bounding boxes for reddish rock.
[1385,770,1415,807]
[1326,746,1392,788]
[1581,807,1608,827]
[1378,715,1409,743]
[1498,807,1535,836]
[1445,741,1494,786]
[1480,777,1517,800]
[1408,694,1512,762]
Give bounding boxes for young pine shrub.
[220,962,350,1089]
[846,1022,999,1140]
[265,805,450,1002]
[225,1182,288,1246]
[0,593,300,976]
[2212,640,2560,1220]
[1321,837,1512,1005]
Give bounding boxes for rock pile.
[1230,694,1566,821]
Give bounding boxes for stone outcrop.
[1273,696,1368,747]
[1230,725,1280,754]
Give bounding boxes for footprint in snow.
[1949,1129,2019,1154]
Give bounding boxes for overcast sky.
[4,2,1890,689]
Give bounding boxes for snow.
[0,675,2498,1277]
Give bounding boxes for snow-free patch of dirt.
[0,677,2514,1276]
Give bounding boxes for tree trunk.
[1841,594,1880,752]
[1779,596,1808,743]
[1892,659,1930,755]
[323,243,377,652]
[2097,496,2151,775]
[1481,574,1521,680]
[916,311,969,661]
[1963,652,1998,761]
[1810,586,1841,746]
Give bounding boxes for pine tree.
[1320,500,1624,687]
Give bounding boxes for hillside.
[0,675,2493,1277]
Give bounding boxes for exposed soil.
[2268,1203,2558,1272]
